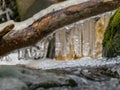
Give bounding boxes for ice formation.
[0,10,115,61]
[0,1,119,69]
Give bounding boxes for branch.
[0,0,120,56]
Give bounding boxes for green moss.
[102,8,120,57]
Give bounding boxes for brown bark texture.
[0,0,120,56]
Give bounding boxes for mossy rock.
[102,8,120,58]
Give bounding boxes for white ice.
[0,53,120,70]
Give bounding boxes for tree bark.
[0,0,120,56]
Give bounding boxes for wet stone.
[0,78,28,90]
[0,64,120,90]
[0,65,77,90]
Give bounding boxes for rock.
[0,78,28,90]
[35,88,44,90]
[0,65,77,90]
[102,8,120,58]
[0,65,22,78]
[0,64,120,90]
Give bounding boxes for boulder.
[0,64,120,90]
[0,78,28,90]
[0,65,77,90]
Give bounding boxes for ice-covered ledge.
[0,53,120,70]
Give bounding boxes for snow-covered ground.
[0,53,120,70]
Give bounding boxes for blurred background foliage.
[0,0,67,22]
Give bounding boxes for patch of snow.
[0,20,14,32]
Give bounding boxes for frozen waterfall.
[14,10,114,61]
[1,8,120,70]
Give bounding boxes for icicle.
[34,38,49,59]
[70,24,79,58]
[89,18,96,58]
[67,25,75,59]
[55,27,74,60]
[0,55,12,61]
[82,20,91,57]
[55,30,62,58]
[94,16,104,58]
[18,49,27,60]
[68,23,81,59]
[77,22,83,58]
[55,28,67,60]
[17,37,50,60]
[40,38,49,59]
[43,40,49,58]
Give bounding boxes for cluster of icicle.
[0,10,115,61]
[17,10,115,61]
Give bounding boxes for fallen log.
[0,0,120,56]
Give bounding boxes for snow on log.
[0,0,120,56]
